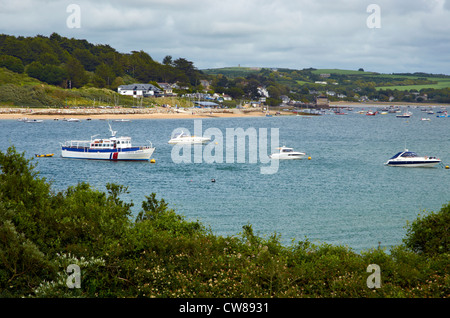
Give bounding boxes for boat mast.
[108,122,117,137]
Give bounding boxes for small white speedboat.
[168,131,210,144]
[64,118,80,122]
[24,119,43,123]
[385,149,441,167]
[396,112,412,118]
[270,146,306,160]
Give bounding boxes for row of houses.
[117,83,235,104]
[118,82,195,97]
[117,83,333,108]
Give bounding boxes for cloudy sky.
[1,0,450,74]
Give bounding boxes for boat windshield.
[401,152,418,158]
[282,148,293,152]
[390,152,403,159]
[173,132,188,138]
[390,151,418,159]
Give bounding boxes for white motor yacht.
[168,131,211,144]
[270,146,306,160]
[385,149,441,167]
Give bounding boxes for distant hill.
[202,66,450,103]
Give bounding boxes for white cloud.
[0,0,449,73]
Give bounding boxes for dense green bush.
[0,146,448,298]
[0,55,24,74]
[403,205,450,256]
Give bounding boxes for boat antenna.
[108,121,117,137]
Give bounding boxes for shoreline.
[330,101,450,108]
[1,102,449,120]
[0,107,269,120]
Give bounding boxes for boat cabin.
[390,151,418,159]
[90,137,132,149]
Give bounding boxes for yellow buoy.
[446,165,449,169]
[308,156,311,160]
[150,159,156,163]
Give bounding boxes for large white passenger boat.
[61,123,155,161]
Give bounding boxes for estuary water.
[2,108,450,252]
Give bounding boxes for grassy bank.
[0,67,195,108]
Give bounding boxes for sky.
[1,0,450,74]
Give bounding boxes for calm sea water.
[2,108,450,252]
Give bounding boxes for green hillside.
[0,33,209,107]
[0,67,149,107]
[376,77,450,91]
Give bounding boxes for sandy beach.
[0,106,270,120]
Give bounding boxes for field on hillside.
[312,69,450,91]
[376,77,450,90]
[311,69,377,75]
[202,66,262,78]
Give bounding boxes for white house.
[117,84,162,97]
[280,95,290,103]
[157,83,177,97]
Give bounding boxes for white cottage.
[117,84,162,97]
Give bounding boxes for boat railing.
[143,140,153,149]
[61,140,90,149]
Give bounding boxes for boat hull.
[270,153,306,160]
[168,138,210,144]
[385,160,440,167]
[61,147,155,161]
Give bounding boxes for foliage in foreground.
[0,146,448,298]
